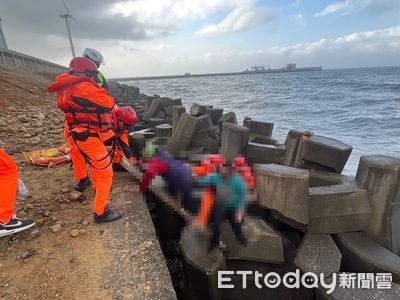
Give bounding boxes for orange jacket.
[48,73,115,134]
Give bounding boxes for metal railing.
[0,48,68,74]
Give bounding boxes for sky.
[0,0,399,77]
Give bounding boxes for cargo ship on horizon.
[242,63,322,73]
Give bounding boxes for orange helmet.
[117,106,137,125]
[111,105,137,131]
[234,156,246,168]
[209,154,225,167]
[69,57,97,73]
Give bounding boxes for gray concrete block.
[218,111,237,131]
[335,232,400,284]
[243,119,274,138]
[245,142,285,165]
[190,132,219,153]
[195,114,213,132]
[220,122,249,161]
[172,98,182,106]
[308,176,371,233]
[302,135,353,173]
[168,113,212,157]
[190,103,212,116]
[144,96,155,113]
[250,136,279,145]
[180,227,226,300]
[294,234,341,279]
[283,130,304,167]
[208,108,224,125]
[143,98,174,121]
[143,98,161,120]
[148,117,171,128]
[255,164,309,225]
[172,105,186,134]
[356,155,400,254]
[221,217,284,264]
[155,124,173,137]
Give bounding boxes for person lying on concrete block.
[196,161,248,251]
[0,149,35,237]
[139,147,195,213]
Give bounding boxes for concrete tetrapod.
[190,103,212,117]
[243,119,274,138]
[172,105,186,134]
[180,226,226,300]
[334,231,400,284]
[245,142,285,165]
[208,108,224,125]
[294,234,341,279]
[355,155,400,254]
[255,164,309,225]
[155,124,173,137]
[220,122,249,162]
[221,217,285,264]
[283,130,304,167]
[308,176,371,234]
[302,135,353,174]
[168,113,213,157]
[218,111,237,131]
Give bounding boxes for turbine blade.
[70,15,78,23]
[62,0,71,15]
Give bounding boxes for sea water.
[124,67,400,175]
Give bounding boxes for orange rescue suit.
[193,161,216,228]
[49,73,115,216]
[0,149,19,224]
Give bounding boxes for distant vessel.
[243,63,322,74]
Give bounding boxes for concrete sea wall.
[109,80,400,299]
[0,48,67,74]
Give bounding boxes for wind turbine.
[59,0,77,58]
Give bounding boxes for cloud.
[292,13,306,25]
[195,2,274,36]
[315,0,357,17]
[269,25,400,54]
[145,25,400,76]
[315,0,398,17]
[290,0,301,8]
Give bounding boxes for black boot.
[94,206,123,223]
[74,177,91,192]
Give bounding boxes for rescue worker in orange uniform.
[109,105,137,168]
[65,49,108,192]
[0,149,35,237]
[64,124,91,192]
[48,57,122,223]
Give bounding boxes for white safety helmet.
[82,48,105,66]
